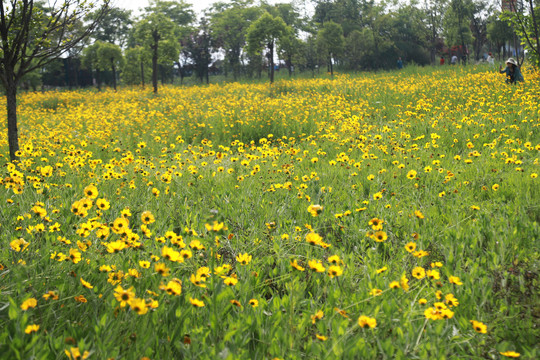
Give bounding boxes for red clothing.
[440,58,445,65]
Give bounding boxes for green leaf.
[8,305,18,320]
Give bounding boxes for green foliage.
[246,12,288,56]
[443,0,475,48]
[500,2,540,67]
[97,42,124,72]
[122,47,152,85]
[208,1,263,79]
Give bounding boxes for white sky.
[111,0,303,17]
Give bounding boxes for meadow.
[0,65,539,359]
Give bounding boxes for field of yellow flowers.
[1,66,539,359]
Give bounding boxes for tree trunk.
[96,69,102,91]
[330,54,334,77]
[430,10,437,65]
[73,60,79,88]
[152,45,158,93]
[6,75,20,162]
[141,60,145,88]
[111,60,117,91]
[152,32,159,94]
[269,41,274,84]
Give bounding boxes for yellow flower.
[83,184,98,199]
[249,299,259,308]
[327,265,343,278]
[376,266,387,274]
[190,273,207,288]
[400,275,409,291]
[305,232,323,245]
[368,218,384,230]
[114,286,136,307]
[159,278,182,296]
[106,240,127,254]
[308,259,326,273]
[74,295,87,303]
[161,246,181,262]
[155,263,170,277]
[405,242,416,253]
[412,267,426,279]
[129,298,148,315]
[315,334,328,341]
[236,252,252,265]
[96,198,110,210]
[20,298,37,310]
[500,351,520,358]
[406,170,417,179]
[43,291,59,301]
[449,275,463,285]
[80,277,93,289]
[372,231,387,242]
[24,324,40,334]
[369,288,382,296]
[189,297,205,307]
[141,211,155,224]
[470,320,487,334]
[357,315,377,328]
[426,269,440,280]
[307,204,323,217]
[311,310,324,324]
[65,347,90,360]
[223,276,238,286]
[290,259,305,272]
[10,238,29,252]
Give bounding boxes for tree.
[317,21,344,76]
[144,0,194,27]
[123,46,151,86]
[501,0,540,66]
[88,6,133,47]
[82,42,103,90]
[391,4,431,66]
[444,0,474,62]
[345,29,363,70]
[246,12,289,83]
[278,28,302,77]
[487,13,514,59]
[133,13,180,93]
[0,0,109,161]
[182,18,213,84]
[469,0,491,61]
[97,42,123,91]
[209,1,262,80]
[424,0,448,64]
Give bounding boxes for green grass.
[0,65,539,359]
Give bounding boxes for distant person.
[440,56,445,65]
[486,52,495,66]
[397,57,403,69]
[499,58,524,84]
[451,55,458,65]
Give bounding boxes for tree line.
[11,0,540,95]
